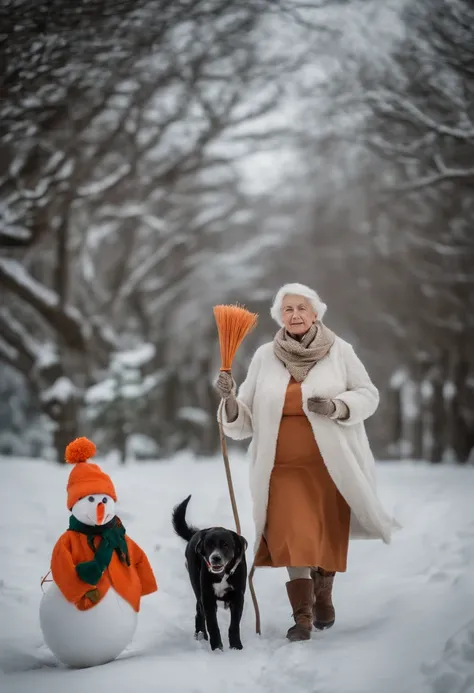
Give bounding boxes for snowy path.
[1,454,473,693]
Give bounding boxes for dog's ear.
[195,531,207,557]
[233,533,248,559]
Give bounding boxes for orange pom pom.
[65,437,97,464]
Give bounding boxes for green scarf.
[69,515,130,586]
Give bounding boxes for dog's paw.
[229,629,243,650]
[195,631,208,641]
[210,640,224,652]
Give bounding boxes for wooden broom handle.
[248,562,261,636]
[218,407,261,635]
[218,414,241,535]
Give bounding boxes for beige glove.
[308,397,349,420]
[215,371,238,423]
[307,397,336,416]
[215,371,236,399]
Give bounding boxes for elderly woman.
[215,283,398,642]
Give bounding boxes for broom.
[213,303,261,636]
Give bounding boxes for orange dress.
[254,378,350,572]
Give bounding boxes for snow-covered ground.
[1,453,473,693]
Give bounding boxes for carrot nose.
[96,502,105,524]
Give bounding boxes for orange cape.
[50,529,157,611]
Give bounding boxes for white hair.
[270,283,328,326]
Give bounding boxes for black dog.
[172,495,248,651]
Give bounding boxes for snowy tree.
[355,0,474,462]
[265,0,474,462]
[0,0,342,461]
[6,0,470,464]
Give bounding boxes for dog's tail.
[172,495,200,542]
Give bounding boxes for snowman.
[40,437,158,668]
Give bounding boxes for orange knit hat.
[65,437,117,510]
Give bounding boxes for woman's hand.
[308,397,350,420]
[215,371,239,423]
[307,397,336,417]
[215,371,235,400]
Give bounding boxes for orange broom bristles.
[213,303,258,371]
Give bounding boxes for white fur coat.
[218,337,399,554]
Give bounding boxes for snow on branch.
[0,310,36,374]
[365,89,474,141]
[77,164,132,198]
[112,234,185,306]
[268,0,345,33]
[41,377,78,404]
[367,131,436,159]
[0,306,41,362]
[384,154,474,193]
[0,227,33,247]
[0,308,65,389]
[0,335,21,370]
[0,258,86,350]
[112,343,156,368]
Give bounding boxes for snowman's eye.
[102,497,108,504]
[88,496,94,502]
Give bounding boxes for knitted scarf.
[69,515,130,586]
[273,321,336,382]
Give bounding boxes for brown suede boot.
[311,568,336,630]
[285,578,313,642]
